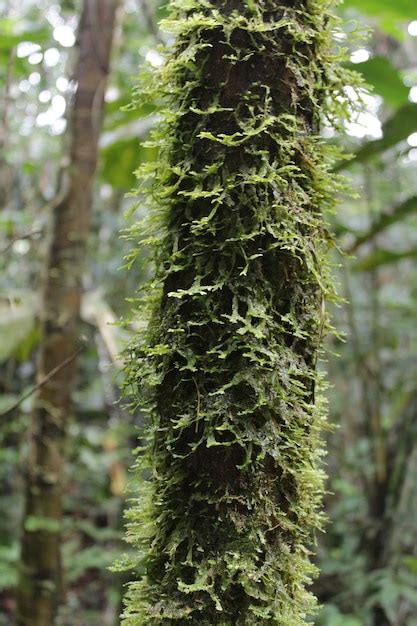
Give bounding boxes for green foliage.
[316,604,362,626]
[343,0,415,21]
[0,543,19,590]
[0,16,49,54]
[0,297,36,363]
[102,138,158,190]
[121,0,355,623]
[351,56,409,108]
[24,516,61,533]
[343,103,417,167]
[342,0,416,37]
[66,545,120,583]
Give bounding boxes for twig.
[1,174,70,254]
[0,344,85,418]
[1,229,43,254]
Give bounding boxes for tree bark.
[16,2,117,624]
[122,1,347,624]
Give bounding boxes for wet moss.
[120,1,356,623]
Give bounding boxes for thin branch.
[1,229,43,254]
[1,169,71,253]
[346,195,417,255]
[0,344,85,418]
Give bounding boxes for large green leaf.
[101,138,158,189]
[100,117,157,189]
[343,103,417,167]
[343,0,416,21]
[342,0,415,37]
[351,57,409,108]
[104,98,156,130]
[0,298,36,363]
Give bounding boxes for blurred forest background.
[0,0,417,624]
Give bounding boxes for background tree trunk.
[122,0,347,623]
[16,2,117,624]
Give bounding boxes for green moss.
[120,1,357,623]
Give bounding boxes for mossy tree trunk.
[16,2,117,624]
[123,1,348,624]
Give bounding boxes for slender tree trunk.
[16,2,117,624]
[122,1,348,624]
[0,46,15,208]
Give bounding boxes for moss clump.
[121,0,354,623]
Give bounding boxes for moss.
[120,0,356,623]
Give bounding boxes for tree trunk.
[122,0,348,624]
[16,2,117,624]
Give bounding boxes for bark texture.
[122,0,348,624]
[16,2,117,624]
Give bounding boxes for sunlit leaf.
[343,0,416,20]
[0,298,36,363]
[351,57,409,108]
[345,103,417,167]
[343,0,416,36]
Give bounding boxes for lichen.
[120,1,356,623]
